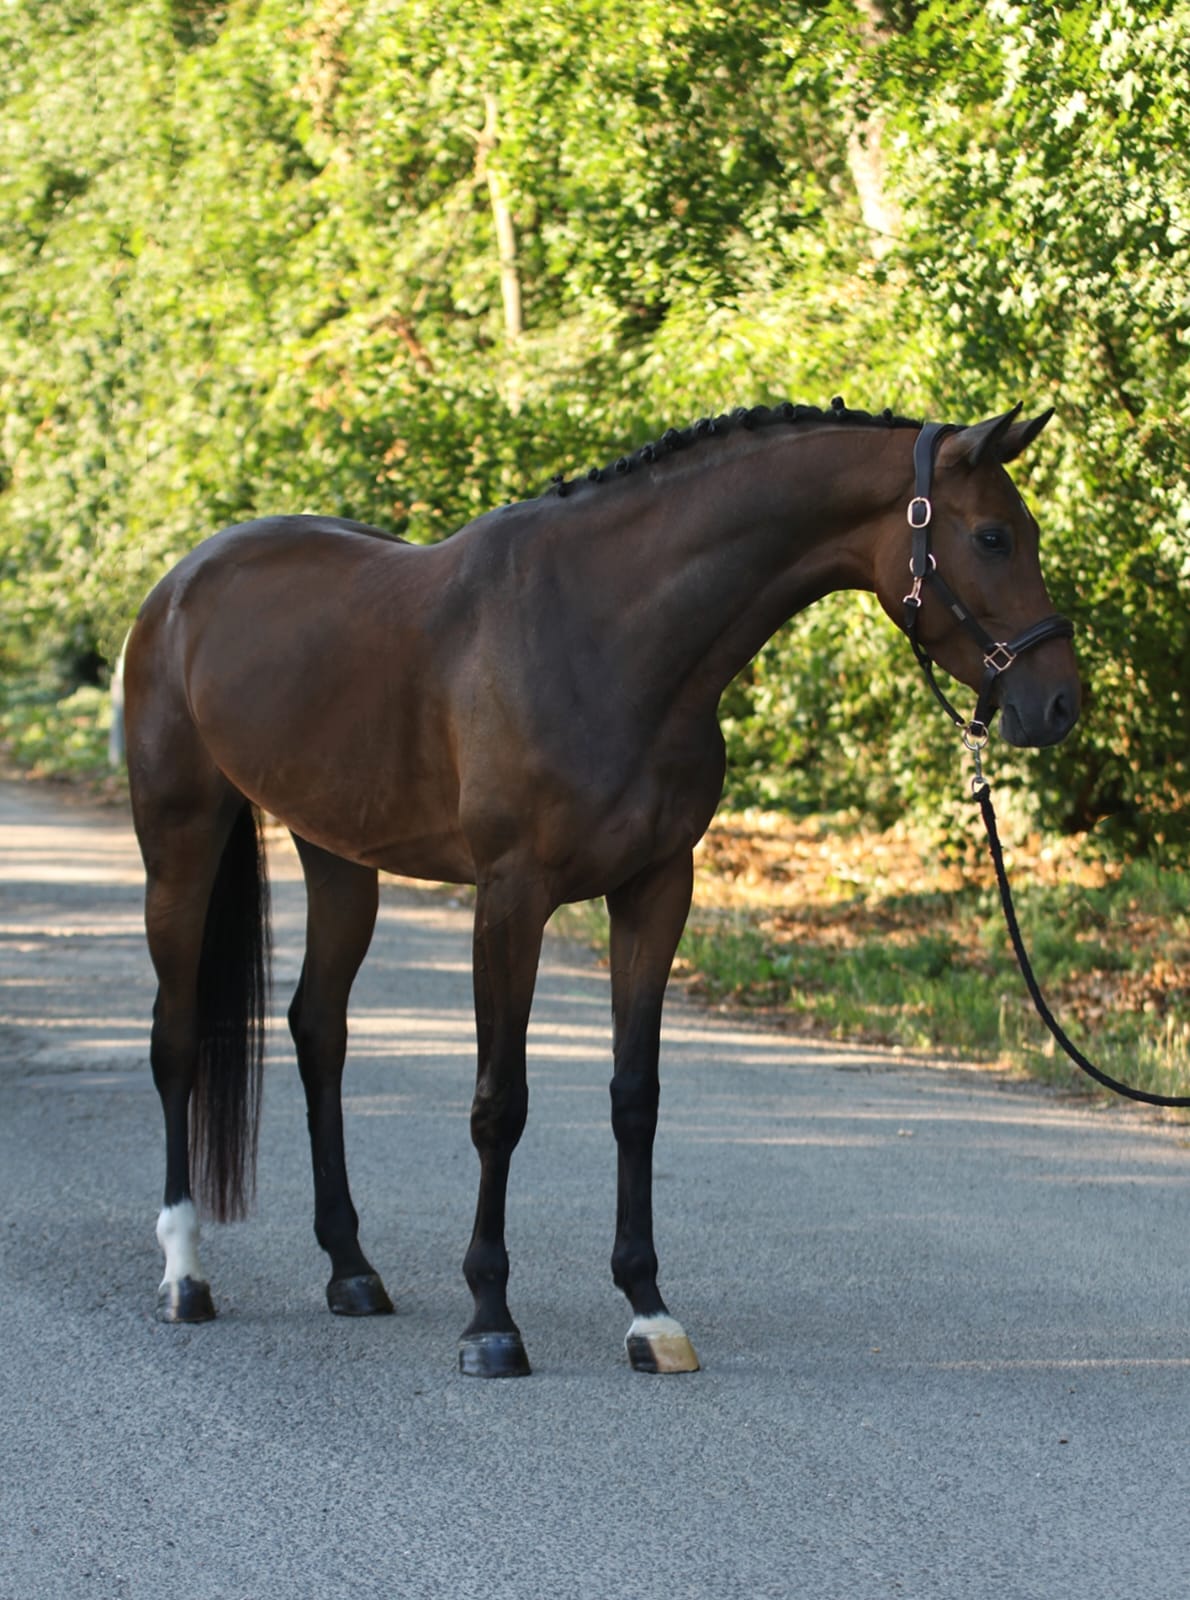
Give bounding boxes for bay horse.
[123,399,1080,1376]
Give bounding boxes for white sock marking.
[627,1313,688,1341]
[156,1201,205,1286]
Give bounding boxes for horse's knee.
[469,1074,528,1154]
[609,1071,660,1147]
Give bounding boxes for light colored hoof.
[625,1313,700,1374]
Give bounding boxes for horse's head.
[876,407,1081,749]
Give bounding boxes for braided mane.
[547,397,923,498]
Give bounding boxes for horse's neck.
[558,425,904,713]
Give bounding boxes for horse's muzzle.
[998,677,1081,748]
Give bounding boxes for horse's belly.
[270,798,475,884]
[207,746,476,885]
[360,830,476,884]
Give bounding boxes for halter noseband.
[901,421,1074,740]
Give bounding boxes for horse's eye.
[975,526,1012,556]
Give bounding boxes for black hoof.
[156,1276,216,1324]
[327,1273,395,1317]
[458,1330,532,1378]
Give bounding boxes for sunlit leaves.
[2,1,1189,853]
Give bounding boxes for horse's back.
[134,514,458,651]
[140,514,407,607]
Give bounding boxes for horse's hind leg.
[139,783,251,1323]
[606,850,700,1373]
[147,852,218,1322]
[288,836,393,1317]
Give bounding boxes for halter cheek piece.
[901,422,1074,740]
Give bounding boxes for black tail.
[192,804,272,1222]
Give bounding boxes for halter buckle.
[904,551,936,609]
[907,496,932,529]
[983,642,1016,674]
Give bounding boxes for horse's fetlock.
[463,1241,510,1293]
[611,1241,659,1295]
[314,1198,360,1254]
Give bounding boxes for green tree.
[882,0,1190,845]
[2,0,1188,856]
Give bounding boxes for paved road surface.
[1,779,1187,1599]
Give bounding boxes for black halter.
[901,427,1190,1109]
[901,422,1074,739]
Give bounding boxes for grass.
[554,810,1190,1112]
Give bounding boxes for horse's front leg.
[459,872,549,1377]
[606,851,700,1373]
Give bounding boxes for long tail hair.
[191,803,272,1222]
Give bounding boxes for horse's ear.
[994,406,1055,463]
[949,405,1055,467]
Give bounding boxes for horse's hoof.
[458,1330,532,1378]
[156,1276,216,1324]
[625,1313,700,1374]
[327,1273,395,1317]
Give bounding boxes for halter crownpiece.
[901,421,1075,738]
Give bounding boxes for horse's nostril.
[1049,690,1075,734]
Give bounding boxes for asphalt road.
[1,778,1187,1600]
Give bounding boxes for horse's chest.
[457,667,724,892]
[534,735,723,900]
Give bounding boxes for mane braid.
[545,398,923,498]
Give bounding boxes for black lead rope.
[906,421,1190,1110]
[975,778,1190,1109]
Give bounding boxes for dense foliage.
[2,1,1187,851]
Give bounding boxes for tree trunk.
[845,0,901,260]
[479,93,524,353]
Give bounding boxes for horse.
[123,398,1080,1377]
